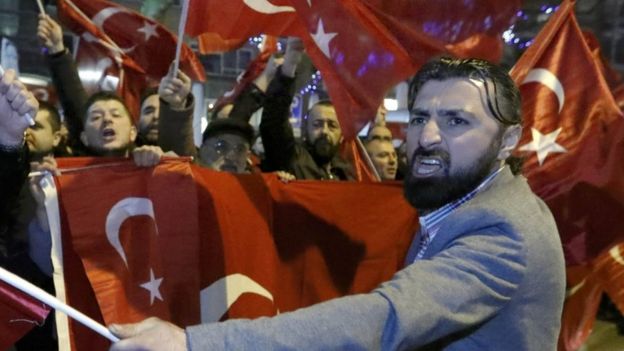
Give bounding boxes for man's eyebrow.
[411,108,429,116]
[438,109,476,119]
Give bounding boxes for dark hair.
[139,86,159,108]
[83,91,134,123]
[202,118,255,145]
[37,100,61,132]
[408,57,522,126]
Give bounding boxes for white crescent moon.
[243,0,295,14]
[521,68,565,113]
[610,245,624,265]
[106,197,158,268]
[200,274,276,323]
[91,7,136,54]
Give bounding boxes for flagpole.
[0,266,120,343]
[0,65,35,126]
[172,0,190,77]
[36,0,45,14]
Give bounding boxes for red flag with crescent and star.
[57,0,206,119]
[185,0,520,138]
[510,0,624,265]
[49,158,416,350]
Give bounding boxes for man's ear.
[497,125,522,161]
[80,131,89,146]
[52,131,62,148]
[129,125,137,143]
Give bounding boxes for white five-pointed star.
[518,127,567,166]
[137,21,159,42]
[140,268,164,305]
[311,19,337,59]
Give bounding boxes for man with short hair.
[365,139,398,181]
[260,39,353,180]
[79,91,137,157]
[137,87,160,146]
[25,101,62,160]
[110,57,565,350]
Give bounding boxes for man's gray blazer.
[187,167,566,350]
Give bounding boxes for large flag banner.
[510,0,624,265]
[0,280,51,349]
[185,0,520,138]
[51,158,417,349]
[57,0,206,118]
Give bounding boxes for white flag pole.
[0,266,120,343]
[172,0,190,78]
[36,0,46,14]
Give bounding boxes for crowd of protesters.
[1,14,405,350]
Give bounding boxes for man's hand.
[29,156,60,230]
[109,317,187,351]
[282,37,304,78]
[37,14,65,55]
[0,69,38,147]
[132,145,164,167]
[158,65,192,109]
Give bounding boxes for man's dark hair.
[202,118,255,145]
[408,57,522,127]
[37,100,61,132]
[83,91,134,123]
[139,86,159,108]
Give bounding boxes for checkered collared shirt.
[413,166,506,261]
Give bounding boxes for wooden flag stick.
[0,266,120,343]
[172,0,190,78]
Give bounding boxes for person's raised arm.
[37,14,88,151]
[259,37,304,172]
[157,65,196,157]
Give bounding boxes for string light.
[299,71,322,95]
[503,5,559,50]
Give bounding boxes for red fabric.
[594,243,624,316]
[185,0,519,139]
[556,265,603,351]
[196,33,249,54]
[58,0,206,119]
[212,36,278,113]
[510,0,624,265]
[54,158,417,348]
[339,138,380,182]
[186,0,304,39]
[0,280,50,349]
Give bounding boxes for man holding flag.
[109,57,566,351]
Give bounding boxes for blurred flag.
[0,280,50,350]
[58,0,206,118]
[510,0,624,265]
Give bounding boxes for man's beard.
[308,135,339,166]
[403,139,501,212]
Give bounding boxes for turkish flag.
[286,0,520,138]
[58,0,206,118]
[185,1,519,138]
[339,138,380,182]
[212,36,278,114]
[186,0,304,42]
[52,159,417,349]
[0,280,51,350]
[510,0,624,265]
[556,265,603,351]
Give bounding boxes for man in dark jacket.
[259,38,353,180]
